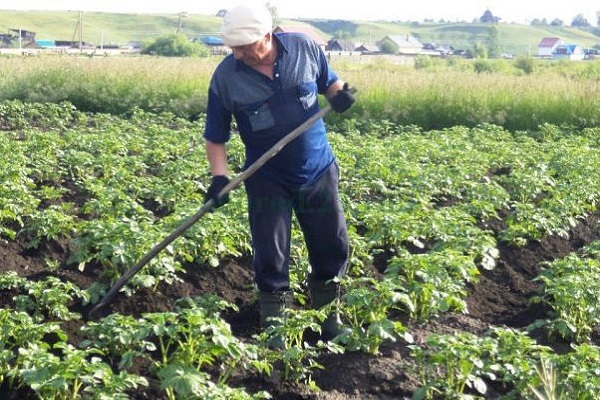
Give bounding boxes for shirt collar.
[272,33,288,59]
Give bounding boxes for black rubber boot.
[258,290,292,349]
[308,278,349,340]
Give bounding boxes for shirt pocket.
[297,82,318,112]
[243,102,275,132]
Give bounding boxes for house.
[584,48,600,60]
[538,37,563,58]
[54,40,95,49]
[8,29,36,47]
[553,44,585,61]
[194,35,227,55]
[125,41,143,50]
[326,38,355,52]
[9,29,36,41]
[273,24,327,49]
[421,42,454,56]
[378,35,423,55]
[197,36,224,46]
[354,43,380,54]
[0,33,16,47]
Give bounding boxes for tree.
[571,13,591,27]
[550,18,564,27]
[486,25,502,58]
[378,40,398,54]
[141,34,209,57]
[480,9,500,24]
[531,18,548,26]
[472,41,488,59]
[333,30,344,39]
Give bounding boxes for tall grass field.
[1,54,598,130]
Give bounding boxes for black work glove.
[328,82,355,113]
[204,175,230,208]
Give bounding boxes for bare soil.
[1,211,599,399]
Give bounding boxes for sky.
[4,0,599,26]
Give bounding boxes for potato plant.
[1,100,600,397]
[533,247,600,343]
[257,308,344,387]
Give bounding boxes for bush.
[515,56,535,75]
[473,59,499,74]
[414,55,438,71]
[472,42,488,59]
[142,34,209,57]
[379,41,397,54]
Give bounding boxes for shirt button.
[275,73,280,78]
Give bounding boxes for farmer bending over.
[203,2,355,348]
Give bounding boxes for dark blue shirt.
[204,32,339,186]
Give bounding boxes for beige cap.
[221,3,273,47]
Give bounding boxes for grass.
[0,54,599,130]
[329,57,600,130]
[0,55,215,117]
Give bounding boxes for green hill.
[410,22,600,55]
[304,18,599,54]
[0,10,224,45]
[0,10,597,54]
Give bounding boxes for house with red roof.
[537,37,563,58]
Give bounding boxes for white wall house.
[537,37,563,58]
[553,44,585,61]
[379,35,423,55]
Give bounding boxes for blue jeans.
[244,162,349,292]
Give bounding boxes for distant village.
[1,8,598,60]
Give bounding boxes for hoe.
[88,104,334,318]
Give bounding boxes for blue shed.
[35,39,56,48]
[199,36,224,46]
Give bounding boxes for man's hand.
[204,175,230,208]
[328,83,355,113]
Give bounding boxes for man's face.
[230,34,271,66]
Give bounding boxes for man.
[203,3,355,346]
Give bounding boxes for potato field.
[0,56,599,399]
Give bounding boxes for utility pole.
[79,11,83,51]
[72,11,83,50]
[177,12,187,34]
